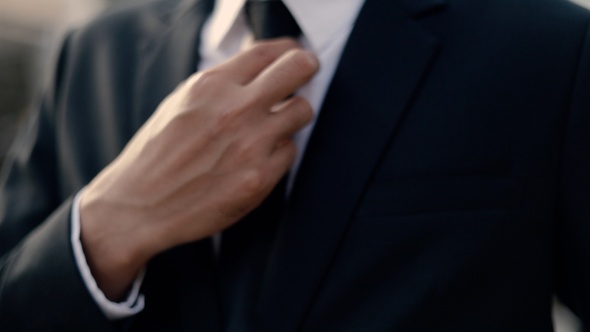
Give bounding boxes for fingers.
[217,38,300,84]
[266,96,314,142]
[180,38,318,119]
[247,49,319,107]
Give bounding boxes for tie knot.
[245,0,302,40]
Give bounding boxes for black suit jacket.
[2,0,590,330]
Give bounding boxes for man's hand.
[79,39,319,300]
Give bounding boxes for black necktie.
[245,0,302,39]
[218,2,301,330]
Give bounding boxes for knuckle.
[243,93,264,111]
[238,169,267,195]
[249,43,276,65]
[281,97,313,127]
[288,50,318,74]
[233,91,264,115]
[235,139,259,160]
[212,100,251,134]
[168,111,195,132]
[293,97,313,117]
[189,70,224,93]
[213,110,239,133]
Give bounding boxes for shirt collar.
[206,0,366,53]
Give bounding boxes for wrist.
[79,190,154,300]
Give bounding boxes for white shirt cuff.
[71,189,146,320]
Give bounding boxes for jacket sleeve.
[556,21,590,325]
[0,35,118,332]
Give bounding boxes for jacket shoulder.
[70,0,187,50]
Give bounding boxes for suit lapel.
[256,0,445,330]
[133,0,214,129]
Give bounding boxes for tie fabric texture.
[218,2,302,330]
[245,0,302,39]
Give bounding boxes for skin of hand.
[79,38,319,300]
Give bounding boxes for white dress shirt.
[71,0,366,319]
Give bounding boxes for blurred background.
[0,0,106,164]
[0,0,589,330]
